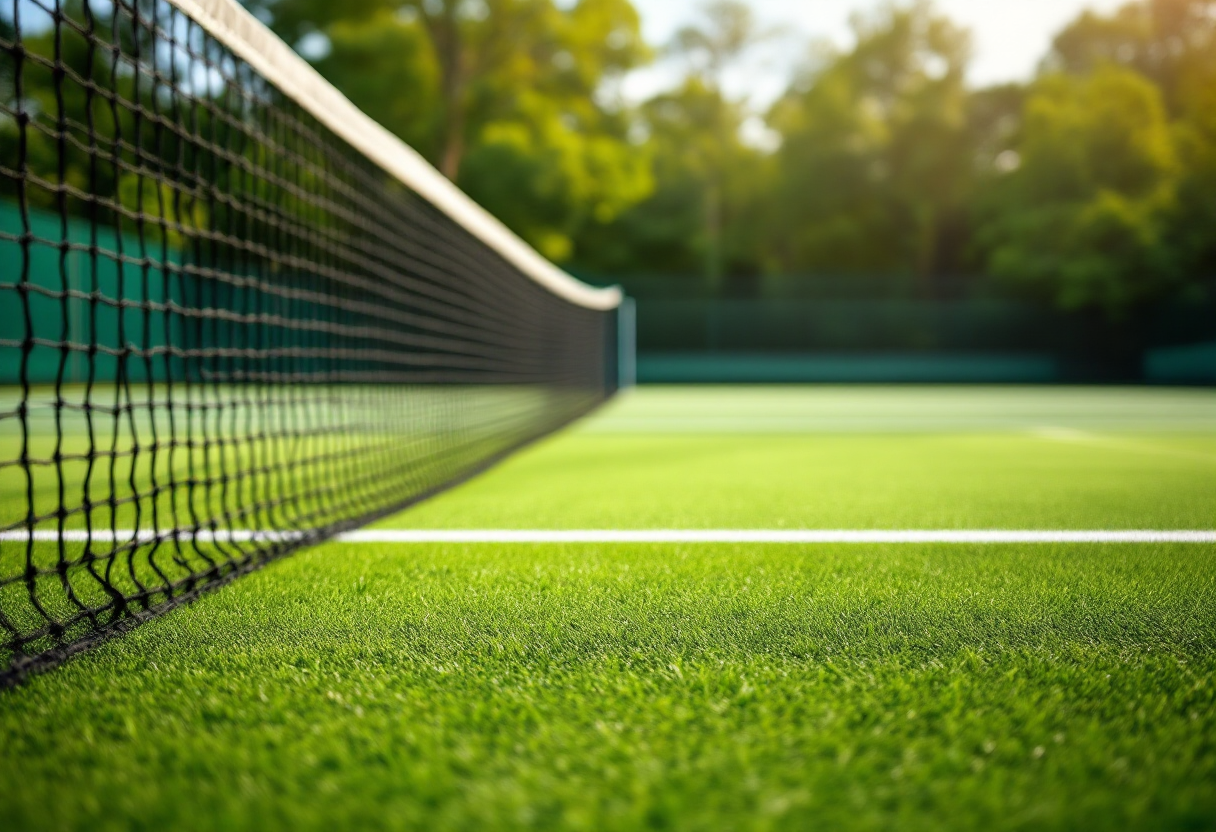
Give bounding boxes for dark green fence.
[7,201,1214,386]
[0,200,180,385]
[628,296,1216,383]
[1,201,379,388]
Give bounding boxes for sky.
[622,0,1128,108]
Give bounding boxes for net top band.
[169,0,622,312]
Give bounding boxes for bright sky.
[623,0,1128,107]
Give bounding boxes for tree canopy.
[246,0,652,262]
[4,0,1210,313]
[255,0,1210,313]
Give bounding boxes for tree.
[248,0,647,179]
[996,0,1216,308]
[663,1,771,291]
[309,9,442,160]
[767,1,972,288]
[974,66,1182,314]
[0,0,208,235]
[1046,0,1216,119]
[571,78,765,284]
[669,0,767,85]
[448,0,654,261]
[459,87,653,262]
[0,10,16,174]
[243,0,653,263]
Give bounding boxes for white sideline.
[2,530,1214,544]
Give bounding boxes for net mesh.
[0,0,619,680]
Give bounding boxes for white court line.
[1,530,1214,544]
[338,530,1216,544]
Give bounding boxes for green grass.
[2,386,1215,831]
[0,383,598,657]
[388,434,1215,530]
[387,386,1216,530]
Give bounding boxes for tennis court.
[3,385,1215,831]
[3,0,1215,828]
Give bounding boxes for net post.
[618,296,637,390]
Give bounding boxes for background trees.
[766,2,972,289]
[572,1,771,295]
[974,66,1182,313]
[235,0,1216,311]
[246,0,652,262]
[973,0,1216,314]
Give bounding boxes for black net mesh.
[0,0,619,682]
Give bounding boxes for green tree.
[666,1,771,291]
[454,0,654,261]
[248,0,646,178]
[972,0,1216,312]
[1046,0,1216,120]
[975,66,1182,314]
[767,1,972,287]
[309,9,442,161]
[460,88,652,262]
[0,10,16,169]
[573,1,770,289]
[571,77,765,286]
[245,0,653,263]
[0,0,211,240]
[0,9,13,90]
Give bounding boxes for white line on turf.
[1,530,1214,543]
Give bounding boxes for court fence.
[596,277,1216,385]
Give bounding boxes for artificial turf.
[2,386,1214,831]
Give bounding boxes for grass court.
[2,385,1215,831]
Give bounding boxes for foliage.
[1046,0,1216,119]
[754,0,1214,312]
[574,78,767,289]
[459,93,653,262]
[992,0,1216,313]
[767,2,972,285]
[247,0,651,262]
[0,1,213,243]
[5,0,1214,310]
[310,9,443,160]
[975,66,1183,314]
[575,2,770,292]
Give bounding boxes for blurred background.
[9,0,1216,383]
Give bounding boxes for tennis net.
[0,0,626,682]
